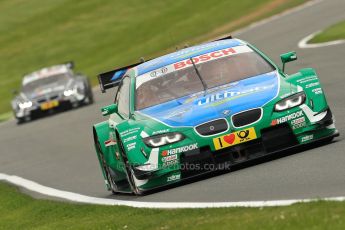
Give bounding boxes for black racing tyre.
[16,115,31,125]
[16,118,24,125]
[85,79,94,105]
[87,90,94,104]
[96,141,118,194]
[118,139,142,195]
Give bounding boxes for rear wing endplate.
[98,62,141,93]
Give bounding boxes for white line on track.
[233,0,324,36]
[298,30,345,49]
[1,173,345,209]
[2,0,344,209]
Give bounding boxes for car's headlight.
[63,88,77,97]
[274,92,306,112]
[143,132,185,147]
[18,101,33,109]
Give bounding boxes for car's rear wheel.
[96,141,118,194]
[118,139,142,195]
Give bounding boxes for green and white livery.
[93,37,338,195]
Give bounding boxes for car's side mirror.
[101,104,118,116]
[66,61,74,69]
[12,89,18,95]
[280,51,297,72]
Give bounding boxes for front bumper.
[134,111,338,192]
[15,95,87,119]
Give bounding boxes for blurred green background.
[0,0,306,115]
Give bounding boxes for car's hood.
[139,71,280,127]
[23,79,73,100]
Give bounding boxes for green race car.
[93,36,339,195]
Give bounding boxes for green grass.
[0,0,307,115]
[0,182,345,229]
[0,111,12,122]
[310,20,345,43]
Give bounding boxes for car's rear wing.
[98,62,142,93]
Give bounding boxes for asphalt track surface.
[0,0,344,202]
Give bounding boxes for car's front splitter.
[135,123,339,194]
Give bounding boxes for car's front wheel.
[16,115,31,125]
[118,139,142,195]
[96,141,118,194]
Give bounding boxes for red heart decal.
[161,150,168,157]
[223,134,235,144]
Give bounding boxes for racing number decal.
[213,127,257,150]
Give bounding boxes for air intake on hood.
[232,108,262,128]
[195,119,228,136]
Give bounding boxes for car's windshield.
[135,46,275,110]
[22,74,70,92]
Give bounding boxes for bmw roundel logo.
[209,126,215,131]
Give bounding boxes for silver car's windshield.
[22,74,70,92]
[135,46,275,110]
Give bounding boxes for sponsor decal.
[163,160,178,167]
[161,143,198,167]
[136,46,252,89]
[213,127,257,150]
[149,67,168,78]
[161,143,198,157]
[104,139,117,147]
[312,88,323,95]
[271,111,304,126]
[301,134,314,143]
[296,76,318,84]
[162,154,178,163]
[40,100,59,111]
[167,173,181,182]
[126,142,136,151]
[291,117,306,130]
[306,82,320,88]
[152,129,170,135]
[120,127,140,137]
[105,133,117,147]
[198,85,275,106]
[123,135,137,143]
[170,41,233,60]
[174,48,237,70]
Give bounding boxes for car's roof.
[22,65,71,85]
[135,39,244,76]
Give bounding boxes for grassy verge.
[0,0,307,114]
[0,111,12,122]
[310,20,345,43]
[0,182,345,229]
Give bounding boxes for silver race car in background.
[11,62,94,123]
